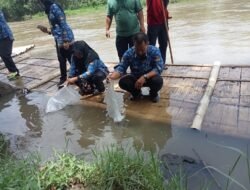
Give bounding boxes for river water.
[1,0,250,189]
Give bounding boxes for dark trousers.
[56,42,73,81]
[119,74,163,98]
[0,38,19,73]
[116,35,134,61]
[76,70,107,93]
[147,24,168,64]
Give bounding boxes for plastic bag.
[104,81,125,122]
[46,86,81,113]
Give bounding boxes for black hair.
[41,0,64,15]
[133,32,149,45]
[73,41,99,64]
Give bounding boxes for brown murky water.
[1,0,250,189]
[10,0,250,65]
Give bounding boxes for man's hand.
[67,77,78,85]
[37,25,50,34]
[106,30,111,38]
[108,72,120,80]
[135,76,146,90]
[140,25,146,34]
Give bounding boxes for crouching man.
[67,41,109,95]
[108,32,163,103]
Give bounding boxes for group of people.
[0,0,170,103]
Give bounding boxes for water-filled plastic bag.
[46,86,81,113]
[104,81,125,122]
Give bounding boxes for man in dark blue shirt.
[38,0,74,88]
[0,10,19,80]
[109,32,163,103]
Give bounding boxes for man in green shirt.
[106,0,145,61]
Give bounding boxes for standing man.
[0,10,20,80]
[106,0,145,61]
[38,0,74,88]
[108,32,163,103]
[147,0,169,68]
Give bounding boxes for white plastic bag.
[46,86,81,113]
[104,81,125,122]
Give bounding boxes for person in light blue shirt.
[109,32,163,103]
[67,41,109,95]
[38,0,74,87]
[0,10,19,80]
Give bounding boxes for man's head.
[133,32,149,59]
[39,0,54,14]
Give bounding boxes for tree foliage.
[0,0,106,21]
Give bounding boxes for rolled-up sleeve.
[80,62,95,79]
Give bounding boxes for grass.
[0,143,169,190]
[1,134,249,190]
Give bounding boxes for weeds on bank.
[0,144,168,190]
[1,138,249,190]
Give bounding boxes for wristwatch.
[143,74,148,80]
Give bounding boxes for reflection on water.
[164,128,250,190]
[0,92,171,158]
[0,92,250,189]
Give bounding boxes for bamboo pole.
[190,61,221,130]
[160,0,174,64]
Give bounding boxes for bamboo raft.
[1,46,250,139]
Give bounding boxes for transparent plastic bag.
[104,81,125,122]
[46,86,81,113]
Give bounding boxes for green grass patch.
[0,145,168,189]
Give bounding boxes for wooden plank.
[164,66,211,79]
[240,82,250,95]
[228,67,241,81]
[203,103,223,128]
[240,95,250,107]
[211,81,240,105]
[35,81,57,91]
[20,65,58,79]
[220,105,238,127]
[19,58,59,68]
[241,68,250,81]
[239,107,250,122]
[218,67,241,80]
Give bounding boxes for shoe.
[151,94,160,103]
[7,72,19,80]
[129,93,142,101]
[163,65,168,70]
[57,79,66,88]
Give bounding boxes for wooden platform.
[1,49,250,139]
